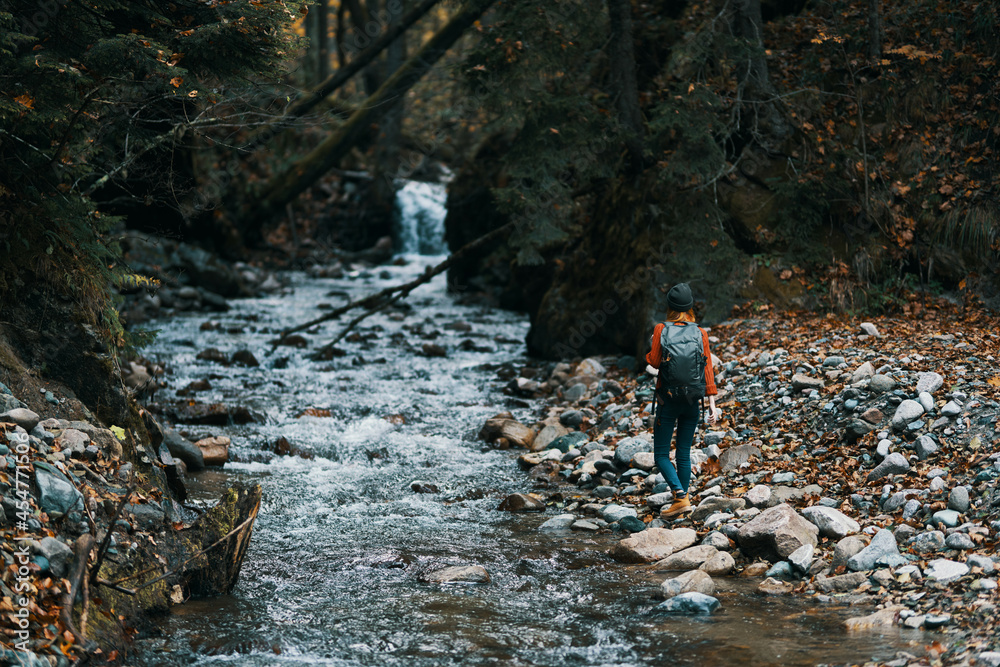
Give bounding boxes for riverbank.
[489,301,1000,667]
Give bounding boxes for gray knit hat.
[667,283,693,311]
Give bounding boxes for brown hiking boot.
[661,495,692,519]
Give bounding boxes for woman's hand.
[707,396,722,424]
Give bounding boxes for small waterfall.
[394,180,448,255]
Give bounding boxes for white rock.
[745,484,771,507]
[916,371,944,394]
[891,400,924,430]
[925,558,970,583]
[860,322,880,337]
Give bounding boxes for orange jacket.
[646,322,718,396]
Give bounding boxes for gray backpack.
[657,322,706,404]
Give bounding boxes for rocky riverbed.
[487,305,1000,667]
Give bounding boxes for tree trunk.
[607,0,645,172]
[346,0,383,94]
[731,0,788,144]
[239,0,497,240]
[304,3,330,86]
[867,0,881,61]
[371,0,408,221]
[241,0,441,155]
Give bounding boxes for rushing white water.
[394,180,448,255]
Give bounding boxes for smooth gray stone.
[948,486,970,513]
[847,529,900,571]
[891,400,924,430]
[866,452,910,482]
[36,537,73,578]
[915,435,938,460]
[932,509,961,527]
[34,464,84,516]
[945,533,975,550]
[652,592,720,615]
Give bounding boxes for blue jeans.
[653,398,700,496]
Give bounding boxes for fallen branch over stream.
[274,222,515,354]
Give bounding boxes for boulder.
[814,571,867,593]
[34,464,84,517]
[613,437,651,467]
[700,550,736,575]
[498,493,545,512]
[0,408,40,432]
[55,429,90,456]
[851,361,875,384]
[868,374,896,393]
[691,496,746,521]
[847,529,906,571]
[532,424,569,452]
[419,565,490,584]
[68,421,124,459]
[925,558,969,583]
[801,506,860,539]
[831,535,867,569]
[600,504,638,523]
[163,428,205,470]
[195,436,230,466]
[609,527,698,563]
[657,569,715,600]
[737,504,818,562]
[651,545,719,571]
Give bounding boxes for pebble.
[538,515,576,531]
[944,533,975,550]
[914,435,938,460]
[967,554,996,574]
[941,401,962,417]
[559,410,584,427]
[890,400,924,430]
[600,504,637,523]
[865,452,910,482]
[931,509,960,528]
[771,472,795,484]
[948,486,970,513]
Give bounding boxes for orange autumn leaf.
[170,77,184,88]
[298,408,331,418]
[14,94,34,109]
[987,377,1000,388]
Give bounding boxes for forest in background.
[1,0,998,366]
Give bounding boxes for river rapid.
[134,184,921,667]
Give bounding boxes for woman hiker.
[645,283,721,519]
